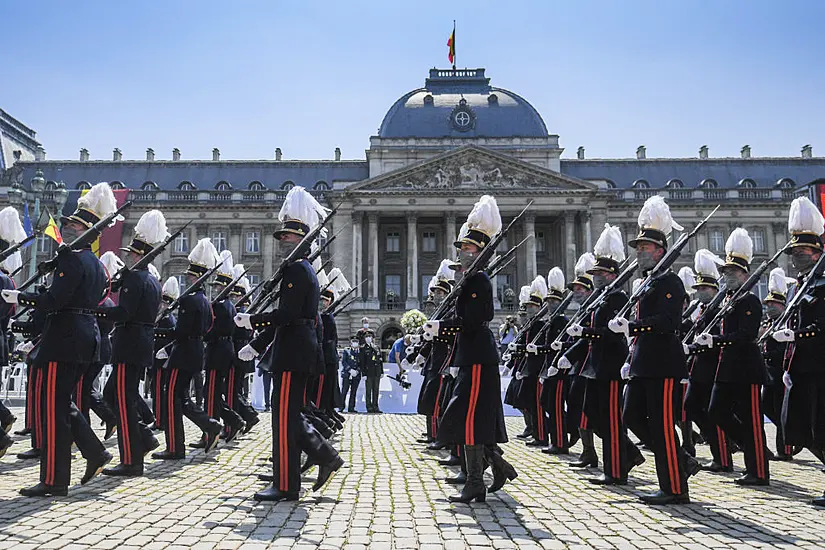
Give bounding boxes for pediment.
[347,145,597,193]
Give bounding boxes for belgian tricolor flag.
[447,23,455,67]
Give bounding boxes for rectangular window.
[386,232,400,253]
[421,274,432,295]
[755,276,768,300]
[498,235,509,253]
[175,274,187,290]
[247,274,260,288]
[752,228,766,253]
[173,231,189,254]
[422,231,437,253]
[710,229,725,253]
[245,231,260,253]
[535,231,545,253]
[212,231,227,253]
[37,233,53,255]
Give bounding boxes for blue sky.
[3,1,823,161]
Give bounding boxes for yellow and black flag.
[447,22,455,68]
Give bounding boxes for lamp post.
[26,170,45,279]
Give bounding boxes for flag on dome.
[447,23,456,66]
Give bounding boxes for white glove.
[608,317,629,335]
[410,334,421,344]
[234,313,252,330]
[423,320,440,336]
[238,344,259,361]
[772,329,795,343]
[620,363,631,380]
[406,346,415,356]
[1,290,20,304]
[682,343,690,356]
[349,369,359,378]
[526,343,538,354]
[783,371,793,389]
[502,352,512,362]
[566,324,583,337]
[423,331,434,341]
[694,333,714,348]
[15,340,34,354]
[515,371,524,380]
[155,348,169,360]
[400,358,411,371]
[557,355,572,370]
[680,378,689,385]
[415,354,426,368]
[449,366,460,378]
[550,340,562,351]
[546,366,559,378]
[507,341,517,351]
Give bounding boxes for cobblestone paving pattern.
[1,407,824,549]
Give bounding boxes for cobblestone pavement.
[1,406,825,549]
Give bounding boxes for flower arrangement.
[400,308,428,333]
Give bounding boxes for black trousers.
[29,362,43,450]
[709,382,769,481]
[763,383,791,456]
[585,378,640,479]
[684,380,733,468]
[524,376,548,443]
[624,377,687,496]
[567,374,587,435]
[782,372,825,449]
[163,368,215,455]
[150,367,166,430]
[365,376,380,412]
[204,369,243,431]
[24,363,35,431]
[75,362,117,427]
[261,371,272,410]
[39,361,106,487]
[192,370,204,408]
[341,374,361,410]
[541,376,568,449]
[272,371,307,494]
[110,363,149,466]
[226,365,258,425]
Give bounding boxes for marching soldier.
[152,238,223,459]
[608,196,698,504]
[4,182,119,496]
[151,277,179,430]
[95,211,168,476]
[227,265,259,434]
[12,301,47,459]
[769,197,825,505]
[234,186,343,502]
[677,266,698,457]
[683,250,733,472]
[516,276,549,448]
[503,287,530,439]
[318,267,350,423]
[761,267,792,460]
[697,228,769,486]
[423,195,515,503]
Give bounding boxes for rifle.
[9,259,29,279]
[682,299,700,324]
[389,373,412,390]
[507,301,552,353]
[324,280,366,316]
[698,242,790,338]
[615,205,719,319]
[758,249,825,345]
[18,200,133,293]
[256,255,337,313]
[329,294,359,316]
[527,290,575,346]
[0,232,38,265]
[247,206,339,313]
[156,260,223,322]
[486,235,530,276]
[488,256,515,279]
[111,221,192,291]
[212,262,257,305]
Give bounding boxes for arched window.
[632,179,650,189]
[666,179,683,188]
[777,178,795,189]
[248,181,265,191]
[699,178,718,189]
[215,181,231,190]
[141,181,158,191]
[77,181,91,191]
[313,180,330,191]
[281,180,295,191]
[110,181,125,190]
[179,181,196,191]
[738,178,757,188]
[44,181,57,191]
[604,180,617,189]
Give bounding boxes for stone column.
[524,213,537,278]
[772,222,788,271]
[351,212,363,298]
[563,211,577,276]
[367,213,379,307]
[444,212,457,259]
[583,211,593,251]
[263,225,277,280]
[229,225,242,259]
[406,212,419,309]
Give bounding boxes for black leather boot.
[448,445,487,503]
[569,429,598,468]
[680,421,695,457]
[487,448,518,493]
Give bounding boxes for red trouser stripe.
[535,378,545,441]
[279,372,291,491]
[207,371,216,418]
[662,379,681,495]
[315,374,325,407]
[75,376,83,414]
[609,380,620,479]
[45,362,57,486]
[227,369,235,409]
[25,366,33,429]
[751,384,766,479]
[34,368,43,448]
[167,370,178,453]
[432,378,444,436]
[465,365,481,446]
[117,364,132,465]
[580,413,589,430]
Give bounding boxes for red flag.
[447,24,455,66]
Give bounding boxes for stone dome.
[377,69,548,139]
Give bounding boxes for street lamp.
[26,170,46,279]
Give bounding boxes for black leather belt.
[115,321,155,328]
[49,308,95,316]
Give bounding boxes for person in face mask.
[695,228,769,488]
[683,249,733,473]
[340,338,363,413]
[361,332,383,413]
[760,268,793,462]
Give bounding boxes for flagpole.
[452,20,456,71]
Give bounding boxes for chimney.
[699,145,708,159]
[275,148,282,161]
[334,147,341,161]
[802,144,813,159]
[212,148,220,161]
[146,148,155,161]
[741,145,751,159]
[636,145,646,160]
[172,148,181,161]
[576,146,585,160]
[113,148,122,161]
[34,146,46,161]
[80,148,90,161]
